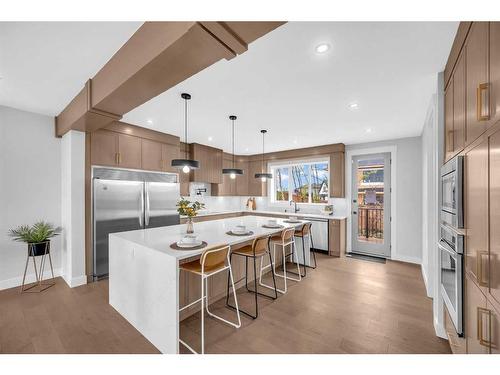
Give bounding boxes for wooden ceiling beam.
[55,21,285,137]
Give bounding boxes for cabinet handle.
[477,83,490,121]
[476,250,488,287]
[477,307,492,348]
[118,152,122,164]
[115,153,119,165]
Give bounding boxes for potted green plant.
[176,198,205,234]
[9,221,61,256]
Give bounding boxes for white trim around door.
[345,145,398,261]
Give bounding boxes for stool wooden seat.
[226,236,278,319]
[259,227,301,294]
[179,244,241,354]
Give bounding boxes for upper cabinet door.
[141,138,163,171]
[248,160,267,197]
[90,129,118,166]
[117,133,142,169]
[236,159,249,196]
[445,81,455,162]
[162,143,180,173]
[453,52,466,154]
[489,129,500,309]
[490,22,500,126]
[330,152,345,197]
[489,302,500,354]
[465,138,489,294]
[190,144,223,184]
[466,22,490,145]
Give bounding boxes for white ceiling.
[0,22,142,115]
[124,22,458,154]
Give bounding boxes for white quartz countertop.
[186,209,347,221]
[110,215,311,261]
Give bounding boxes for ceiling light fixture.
[315,43,330,54]
[365,128,373,133]
[255,130,272,182]
[208,136,213,142]
[146,119,153,125]
[171,93,200,173]
[348,102,359,110]
[222,115,243,179]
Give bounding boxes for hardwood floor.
[0,254,451,354]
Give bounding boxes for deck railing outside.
[358,206,384,240]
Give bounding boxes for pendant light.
[254,130,273,181]
[222,115,243,179]
[171,93,200,173]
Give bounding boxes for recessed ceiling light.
[293,138,298,144]
[146,119,153,125]
[245,147,249,152]
[208,136,213,141]
[365,128,373,133]
[348,102,359,110]
[315,43,330,54]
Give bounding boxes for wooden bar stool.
[179,244,241,354]
[259,227,301,294]
[225,236,278,319]
[293,222,317,277]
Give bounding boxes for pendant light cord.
[184,97,188,159]
[262,131,265,173]
[232,118,235,168]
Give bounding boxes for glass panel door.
[351,153,391,257]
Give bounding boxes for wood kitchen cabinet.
[235,159,249,196]
[453,52,466,154]
[488,129,500,310]
[445,82,455,161]
[330,152,345,198]
[190,143,223,184]
[488,301,500,353]
[490,22,500,129]
[141,138,163,171]
[162,143,179,173]
[248,159,267,196]
[465,275,490,354]
[466,22,490,145]
[465,138,489,294]
[90,129,118,166]
[213,156,236,196]
[117,133,142,169]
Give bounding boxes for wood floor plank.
[0,254,450,354]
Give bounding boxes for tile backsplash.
[182,183,347,217]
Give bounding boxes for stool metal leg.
[309,233,317,269]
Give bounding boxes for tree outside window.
[272,161,329,204]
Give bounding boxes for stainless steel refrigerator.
[92,167,180,279]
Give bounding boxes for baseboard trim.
[0,268,63,291]
[421,265,433,298]
[62,274,87,288]
[391,254,421,265]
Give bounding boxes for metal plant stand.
[21,241,55,293]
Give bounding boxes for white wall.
[345,136,423,264]
[0,106,62,289]
[60,130,86,288]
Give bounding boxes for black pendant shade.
[171,93,200,172]
[222,115,243,177]
[255,129,272,180]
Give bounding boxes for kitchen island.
[108,215,310,354]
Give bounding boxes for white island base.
[109,215,311,353]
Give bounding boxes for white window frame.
[268,157,330,205]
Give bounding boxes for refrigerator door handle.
[139,188,145,227]
[145,184,150,227]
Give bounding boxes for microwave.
[440,155,464,229]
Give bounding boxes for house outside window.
[270,159,329,204]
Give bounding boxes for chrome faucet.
[290,200,300,213]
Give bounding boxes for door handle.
[352,211,357,215]
[477,307,492,348]
[139,190,144,227]
[477,250,488,287]
[145,186,150,227]
[477,83,490,121]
